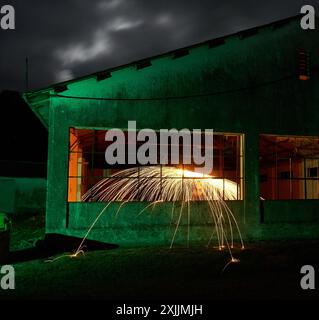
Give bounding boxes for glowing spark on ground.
[221,257,240,274]
[45,250,84,263]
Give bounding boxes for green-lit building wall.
[25,16,319,246]
[0,177,46,215]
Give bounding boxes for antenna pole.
[25,57,29,91]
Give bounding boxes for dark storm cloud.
[0,0,317,91]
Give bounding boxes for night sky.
[0,0,318,92]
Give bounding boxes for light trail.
[80,166,244,259]
[46,166,244,265]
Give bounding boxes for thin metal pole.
[25,57,29,91]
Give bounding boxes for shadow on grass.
[6,233,119,264]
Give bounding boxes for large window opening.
[260,135,319,200]
[68,128,244,202]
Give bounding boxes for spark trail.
[79,166,244,260]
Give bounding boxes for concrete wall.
[42,18,319,244]
[63,201,246,246]
[0,177,46,215]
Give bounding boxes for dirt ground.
[1,214,319,301]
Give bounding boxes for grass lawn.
[1,214,319,301]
